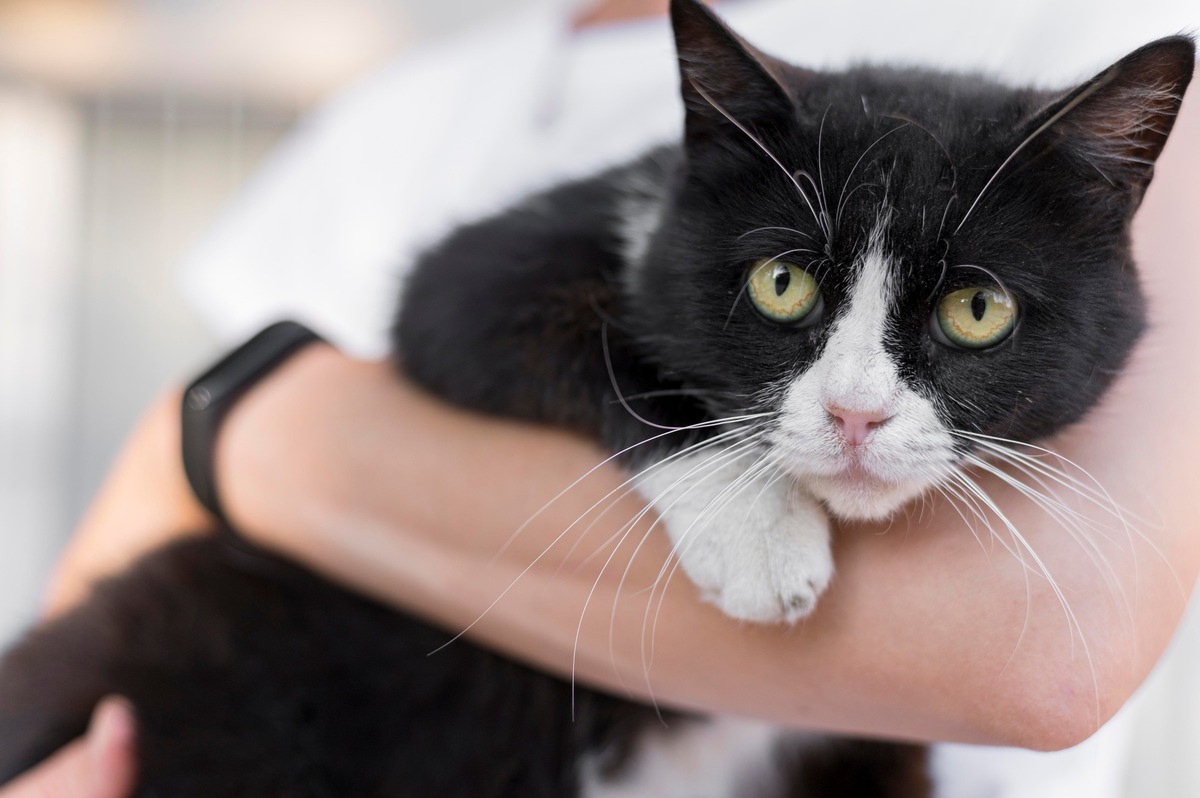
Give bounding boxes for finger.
[86,697,138,798]
[2,696,138,798]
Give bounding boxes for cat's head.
[630,0,1194,520]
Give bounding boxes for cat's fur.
[0,1,1192,795]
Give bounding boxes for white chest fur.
[579,717,799,798]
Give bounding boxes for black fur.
[400,11,1192,473]
[0,0,1192,794]
[0,534,666,796]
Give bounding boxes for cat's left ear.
[1035,36,1194,198]
[669,0,805,156]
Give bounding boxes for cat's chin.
[805,472,928,522]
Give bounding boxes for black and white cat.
[0,1,1192,795]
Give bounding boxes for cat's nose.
[825,404,893,447]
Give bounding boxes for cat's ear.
[669,0,801,154]
[1034,36,1194,197]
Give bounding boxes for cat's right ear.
[1032,36,1194,201]
[670,0,800,156]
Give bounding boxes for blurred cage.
[0,0,519,645]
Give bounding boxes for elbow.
[977,667,1134,752]
[998,702,1107,753]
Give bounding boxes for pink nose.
[826,404,893,447]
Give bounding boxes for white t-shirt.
[179,1,1200,795]
[181,0,1200,356]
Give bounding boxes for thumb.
[2,696,138,798]
[84,697,138,798]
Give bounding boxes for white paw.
[688,491,832,624]
[638,449,833,624]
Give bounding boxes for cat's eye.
[933,286,1018,349]
[747,259,822,324]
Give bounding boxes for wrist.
[211,343,359,542]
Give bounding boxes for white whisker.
[645,453,789,681]
[567,437,771,711]
[689,80,827,241]
[954,75,1115,234]
[951,470,1101,722]
[492,410,773,561]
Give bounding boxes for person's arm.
[47,89,1200,752]
[210,90,1200,750]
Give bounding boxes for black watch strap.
[181,320,325,527]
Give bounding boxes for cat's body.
[0,534,929,797]
[0,1,1192,794]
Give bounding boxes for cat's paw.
[689,492,832,624]
[638,450,833,624]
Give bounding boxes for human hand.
[0,697,137,798]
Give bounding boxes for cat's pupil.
[774,267,790,297]
[971,291,987,321]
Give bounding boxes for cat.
[396,1,1191,626]
[0,0,1192,795]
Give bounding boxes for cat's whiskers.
[948,468,1102,722]
[688,80,828,244]
[791,105,837,250]
[952,431,1153,534]
[427,413,773,665]
[610,436,774,711]
[492,409,772,562]
[793,169,833,248]
[935,472,1041,662]
[928,475,992,555]
[557,431,772,712]
[942,390,986,418]
[835,120,909,231]
[953,77,1113,235]
[966,447,1124,548]
[954,432,1185,648]
[640,449,789,698]
[561,426,769,573]
[942,459,1073,664]
[817,105,833,242]
[954,429,1181,601]
[737,225,817,244]
[961,452,1135,630]
[604,321,695,433]
[643,459,793,706]
[638,453,787,705]
[945,430,1157,659]
[616,387,750,403]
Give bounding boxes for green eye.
[747,259,821,324]
[934,286,1018,349]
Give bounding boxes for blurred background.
[0,0,532,647]
[1,0,1198,793]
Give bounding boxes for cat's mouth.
[837,461,886,487]
[780,452,936,521]
[807,467,925,521]
[819,460,902,502]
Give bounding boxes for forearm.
[213,341,1196,750]
[216,95,1200,742]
